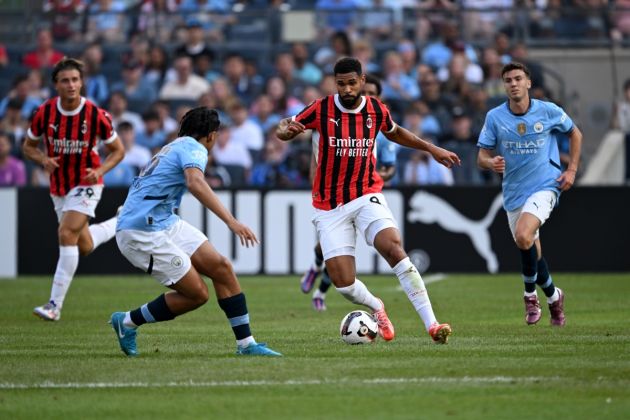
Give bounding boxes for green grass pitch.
[0,274,629,419]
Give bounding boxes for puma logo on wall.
[407,191,504,273]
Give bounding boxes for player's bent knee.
[514,232,534,250]
[58,226,79,245]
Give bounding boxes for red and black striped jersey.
[294,94,396,210]
[28,96,117,196]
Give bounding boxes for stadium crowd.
[0,0,626,188]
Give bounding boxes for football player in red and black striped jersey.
[277,57,459,344]
[23,57,125,321]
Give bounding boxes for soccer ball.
[339,310,378,345]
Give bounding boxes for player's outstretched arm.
[276,118,305,141]
[384,125,460,168]
[84,136,125,184]
[185,167,258,248]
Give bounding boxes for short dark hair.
[333,57,362,76]
[178,107,220,140]
[51,57,84,83]
[364,74,382,96]
[501,62,531,79]
[117,121,134,132]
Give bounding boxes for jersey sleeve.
[477,113,497,149]
[547,102,574,134]
[378,100,396,134]
[179,143,208,172]
[292,99,320,130]
[96,108,118,144]
[26,104,46,141]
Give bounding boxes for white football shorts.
[51,184,104,222]
[116,219,208,286]
[312,193,398,261]
[507,190,557,241]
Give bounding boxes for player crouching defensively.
[111,107,281,357]
[277,57,460,344]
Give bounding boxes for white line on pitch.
[0,376,560,390]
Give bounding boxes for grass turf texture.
[0,274,628,419]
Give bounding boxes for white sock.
[524,291,538,298]
[88,216,117,251]
[547,289,559,304]
[393,257,437,331]
[123,312,137,329]
[50,245,79,308]
[313,289,326,299]
[335,278,382,312]
[237,336,256,348]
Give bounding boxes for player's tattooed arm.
[276,118,305,141]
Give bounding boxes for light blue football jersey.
[117,136,208,231]
[477,99,574,211]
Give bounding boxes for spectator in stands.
[227,101,264,161]
[319,74,337,96]
[195,51,221,84]
[205,150,231,188]
[437,51,483,100]
[314,31,353,74]
[291,42,323,86]
[249,134,293,187]
[123,35,151,69]
[137,0,179,44]
[81,42,109,106]
[222,54,263,104]
[397,39,419,76]
[212,124,252,184]
[440,107,486,185]
[108,91,145,133]
[492,31,512,64]
[0,131,26,187]
[421,20,478,71]
[0,99,28,153]
[26,69,51,102]
[250,94,282,135]
[480,47,506,100]
[466,85,492,138]
[404,148,454,186]
[0,74,42,120]
[209,77,237,118]
[135,109,167,153]
[275,52,307,100]
[264,76,305,118]
[353,38,380,75]
[144,44,170,89]
[151,99,178,135]
[22,28,64,70]
[86,0,127,43]
[116,121,151,173]
[111,59,157,114]
[159,55,210,101]
[418,72,453,140]
[43,0,86,42]
[174,19,217,74]
[381,51,420,102]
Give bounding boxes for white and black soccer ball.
[339,310,378,345]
